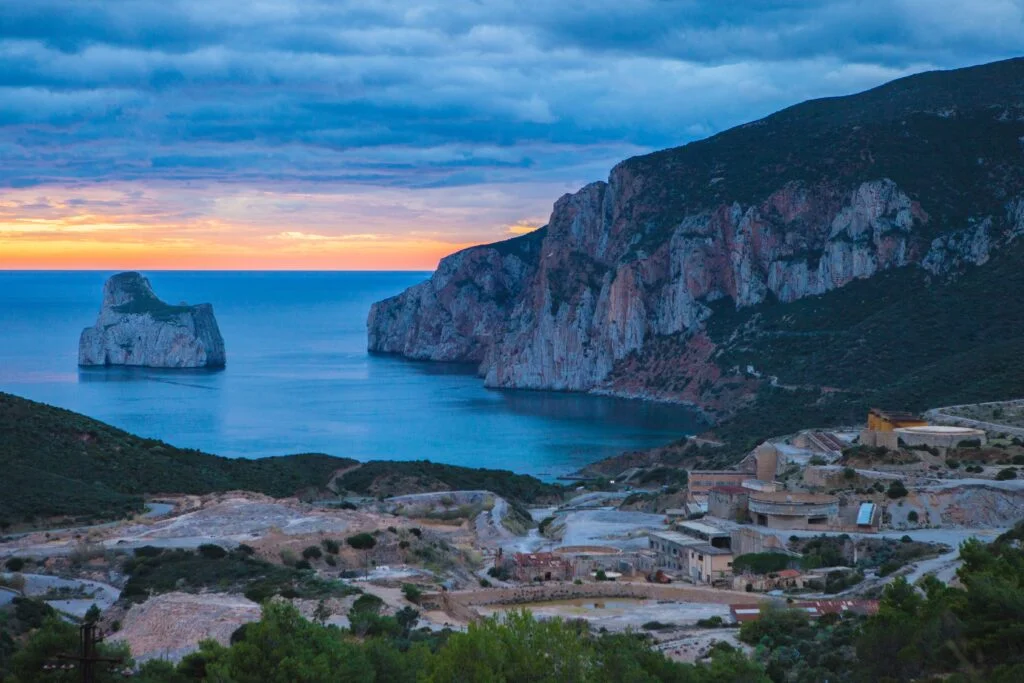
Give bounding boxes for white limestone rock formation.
[78,272,226,368]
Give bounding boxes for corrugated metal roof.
[857,502,876,526]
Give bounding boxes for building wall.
[894,428,987,449]
[708,490,749,521]
[754,444,780,481]
[688,471,748,497]
[685,548,733,583]
[730,528,791,557]
[860,429,899,449]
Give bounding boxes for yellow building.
[866,409,927,432]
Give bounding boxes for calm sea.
[0,272,704,479]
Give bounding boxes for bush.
[347,533,377,550]
[843,467,857,480]
[996,468,1018,481]
[1012,454,1024,465]
[946,459,960,469]
[4,557,25,572]
[479,578,491,588]
[198,544,228,560]
[302,546,323,560]
[878,560,902,576]
[401,583,423,604]
[732,552,792,575]
[295,560,312,571]
[696,616,725,628]
[236,544,255,556]
[280,549,299,566]
[321,539,340,554]
[901,535,913,543]
[907,511,919,523]
[887,481,909,499]
[134,546,163,558]
[325,555,337,567]
[642,621,676,631]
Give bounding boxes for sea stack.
[78,272,226,368]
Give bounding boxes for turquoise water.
[0,271,704,478]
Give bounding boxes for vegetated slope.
[368,57,1024,441]
[0,392,354,525]
[706,238,1024,453]
[334,460,564,504]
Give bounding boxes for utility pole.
[47,621,124,683]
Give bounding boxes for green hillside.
[0,392,355,526]
[706,239,1024,453]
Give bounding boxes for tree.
[205,601,373,683]
[996,468,1018,480]
[887,480,908,499]
[395,606,420,636]
[347,533,377,550]
[9,614,131,683]
[401,583,422,604]
[313,599,331,626]
[84,603,102,624]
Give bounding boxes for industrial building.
[708,486,749,521]
[747,491,840,530]
[861,409,928,448]
[894,425,987,449]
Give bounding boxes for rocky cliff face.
[79,273,226,368]
[367,57,1024,418]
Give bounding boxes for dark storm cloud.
[0,0,1021,189]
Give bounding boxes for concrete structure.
[729,528,793,557]
[861,409,929,448]
[894,425,987,449]
[741,479,780,493]
[754,443,781,481]
[708,486,749,522]
[648,531,704,573]
[511,552,573,582]
[687,470,748,498]
[675,520,732,549]
[730,600,879,623]
[647,531,733,584]
[748,491,840,530]
[684,544,733,584]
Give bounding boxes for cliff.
[368,57,1024,422]
[79,272,227,368]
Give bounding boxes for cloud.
[0,0,1021,266]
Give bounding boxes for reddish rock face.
[367,59,1024,417]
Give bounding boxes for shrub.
[996,468,1018,481]
[409,528,422,538]
[294,560,312,571]
[325,555,337,567]
[347,533,376,550]
[696,616,725,628]
[401,583,423,604]
[198,544,227,560]
[280,549,299,566]
[387,526,397,533]
[321,539,340,554]
[302,546,323,560]
[4,557,25,572]
[878,560,902,576]
[907,511,919,523]
[809,456,828,466]
[901,535,913,543]
[236,544,255,556]
[1012,454,1024,465]
[479,578,491,588]
[642,621,676,631]
[595,569,608,582]
[887,481,909,499]
[732,552,792,575]
[134,546,163,558]
[337,501,357,510]
[946,459,960,469]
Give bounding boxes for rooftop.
[649,531,705,547]
[749,491,839,505]
[710,485,749,495]
[870,408,925,421]
[896,425,984,434]
[677,520,731,537]
[689,543,732,556]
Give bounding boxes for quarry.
[2,405,1023,667]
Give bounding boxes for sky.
[1,1,1022,270]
